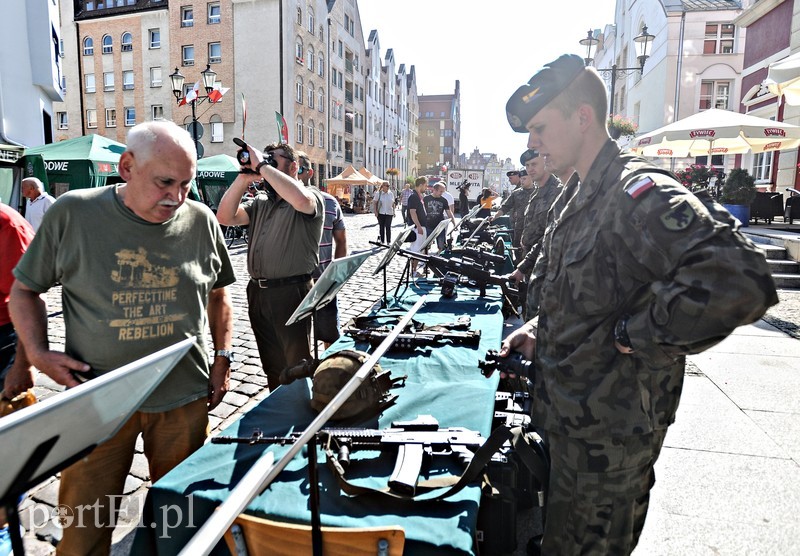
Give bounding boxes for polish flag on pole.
[207,86,230,103]
[179,81,200,106]
[275,111,289,144]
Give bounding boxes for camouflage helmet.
[310,350,400,420]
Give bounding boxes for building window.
[85,73,96,93]
[307,47,314,71]
[296,5,302,25]
[752,151,774,184]
[124,107,135,126]
[208,2,220,24]
[83,37,94,56]
[120,32,133,52]
[102,34,112,54]
[319,25,324,40]
[318,125,324,148]
[86,109,97,128]
[704,23,735,54]
[106,108,117,127]
[103,72,114,91]
[296,78,303,103]
[150,67,162,87]
[210,115,223,142]
[152,104,164,120]
[182,45,194,66]
[181,6,194,27]
[308,8,314,33]
[318,88,324,112]
[297,117,303,143]
[308,120,315,146]
[338,40,343,57]
[699,80,730,110]
[308,84,314,108]
[122,70,134,90]
[208,42,221,64]
[57,111,68,129]
[295,38,303,63]
[318,54,324,77]
[149,29,161,49]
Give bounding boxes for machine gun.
[415,252,518,301]
[344,327,481,351]
[212,415,485,496]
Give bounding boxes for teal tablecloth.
[132,280,503,555]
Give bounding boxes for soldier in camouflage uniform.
[502,54,778,555]
[510,150,562,319]
[492,150,539,259]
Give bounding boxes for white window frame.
[210,120,223,142]
[296,5,302,25]
[699,80,731,110]
[208,42,221,64]
[296,78,303,103]
[308,84,314,108]
[296,38,304,64]
[106,108,117,127]
[102,34,112,54]
[318,126,324,148]
[57,111,68,129]
[103,72,114,92]
[83,37,94,56]
[308,9,314,33]
[150,67,162,87]
[704,23,735,55]
[318,88,324,112]
[318,54,324,77]
[124,107,136,126]
[308,122,314,146]
[207,2,220,24]
[152,104,164,120]
[297,117,303,143]
[121,32,133,52]
[85,73,96,93]
[182,45,195,66]
[181,6,194,27]
[86,109,97,129]
[752,151,774,185]
[307,47,314,71]
[122,70,134,90]
[149,29,161,49]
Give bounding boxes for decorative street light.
[579,24,655,115]
[169,64,218,159]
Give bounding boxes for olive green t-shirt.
[13,185,236,412]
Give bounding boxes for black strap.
[323,424,549,502]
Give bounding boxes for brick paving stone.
[208,401,237,420]
[221,391,250,408]
[232,382,263,397]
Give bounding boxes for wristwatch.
[614,315,634,351]
[215,349,235,363]
[255,160,270,174]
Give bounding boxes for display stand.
[372,226,415,307]
[284,248,379,555]
[0,338,194,555]
[447,204,481,245]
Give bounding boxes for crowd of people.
[0,51,782,556]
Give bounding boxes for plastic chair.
[224,514,405,556]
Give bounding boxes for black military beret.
[506,54,586,133]
[520,149,539,165]
[506,170,519,177]
[519,169,528,177]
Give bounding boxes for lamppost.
[169,64,218,159]
[579,25,655,116]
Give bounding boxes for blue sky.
[358,0,617,164]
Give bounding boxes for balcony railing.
[345,59,353,75]
[345,90,353,104]
[345,121,353,134]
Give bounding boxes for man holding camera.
[217,142,323,391]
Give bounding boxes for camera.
[233,138,277,173]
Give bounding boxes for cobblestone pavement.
[14,210,800,554]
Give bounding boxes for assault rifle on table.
[212,415,485,497]
[344,326,481,351]
[478,349,533,379]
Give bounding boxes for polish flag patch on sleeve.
[626,177,655,199]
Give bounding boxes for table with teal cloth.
[131,280,504,555]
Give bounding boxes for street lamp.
[169,64,218,159]
[580,24,655,115]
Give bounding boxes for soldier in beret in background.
[507,169,521,189]
[491,150,539,260]
[501,54,778,555]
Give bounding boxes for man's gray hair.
[126,121,196,162]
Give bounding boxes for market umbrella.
[195,154,240,209]
[359,167,389,186]
[631,108,800,158]
[766,51,800,106]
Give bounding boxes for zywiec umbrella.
[766,51,800,106]
[631,108,800,158]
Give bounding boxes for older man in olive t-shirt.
[217,142,323,390]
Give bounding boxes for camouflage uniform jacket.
[499,186,535,242]
[530,140,777,439]
[517,174,562,274]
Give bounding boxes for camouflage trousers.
[540,429,667,556]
